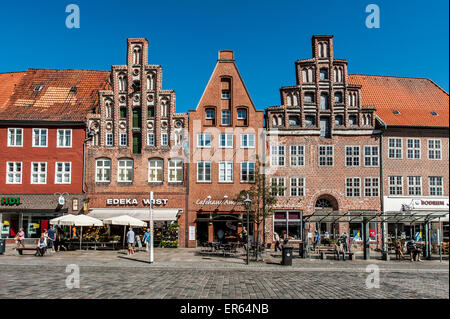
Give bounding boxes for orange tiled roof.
[0,68,111,122]
[0,72,25,109]
[349,74,449,128]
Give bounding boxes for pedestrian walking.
[313,231,319,251]
[126,227,135,255]
[274,232,281,252]
[143,229,151,252]
[16,228,25,249]
[47,225,56,253]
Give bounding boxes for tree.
[234,159,283,260]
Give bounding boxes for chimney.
[218,50,234,61]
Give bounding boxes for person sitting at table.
[335,240,346,261]
[393,239,404,260]
[35,235,47,256]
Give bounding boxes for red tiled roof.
[0,72,25,108]
[0,69,111,122]
[349,74,449,127]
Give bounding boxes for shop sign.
[195,199,243,206]
[1,224,9,235]
[106,198,169,206]
[1,197,21,206]
[369,229,376,237]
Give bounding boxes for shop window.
[148,158,163,182]
[168,159,183,183]
[96,159,111,182]
[273,211,301,240]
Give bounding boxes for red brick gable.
[349,74,449,128]
[0,68,111,122]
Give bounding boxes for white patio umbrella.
[102,215,146,248]
[50,214,103,249]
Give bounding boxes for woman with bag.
[16,228,25,249]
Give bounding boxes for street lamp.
[244,193,252,265]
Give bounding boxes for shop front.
[0,194,85,240]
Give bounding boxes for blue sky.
[0,0,448,112]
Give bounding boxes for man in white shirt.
[126,227,135,255]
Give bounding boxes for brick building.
[84,39,189,246]
[0,68,109,239]
[187,50,264,247]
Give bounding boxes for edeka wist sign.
[1,197,21,206]
[106,198,168,206]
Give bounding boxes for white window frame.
[221,110,231,125]
[429,176,443,196]
[345,146,360,167]
[55,162,71,184]
[290,145,305,167]
[270,177,285,197]
[219,133,233,148]
[105,133,113,147]
[240,162,255,183]
[117,159,133,182]
[95,159,111,182]
[364,177,379,197]
[237,109,247,120]
[30,162,47,184]
[290,177,305,197]
[119,133,128,146]
[240,134,255,148]
[205,109,215,120]
[32,128,48,147]
[427,139,442,160]
[197,133,212,148]
[161,133,168,146]
[148,158,163,182]
[364,146,379,167]
[406,139,421,159]
[345,177,361,197]
[6,162,22,184]
[221,90,231,100]
[318,145,334,167]
[7,128,23,147]
[389,176,403,195]
[218,161,233,183]
[168,159,183,183]
[388,138,402,159]
[147,133,155,146]
[407,176,422,196]
[197,161,211,182]
[57,129,72,148]
[270,145,285,166]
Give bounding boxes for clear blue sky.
[0,0,448,112]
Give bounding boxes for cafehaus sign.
[1,197,21,206]
[106,198,169,206]
[195,199,244,206]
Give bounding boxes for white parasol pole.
[149,191,154,263]
[80,226,82,250]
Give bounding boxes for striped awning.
[88,208,181,222]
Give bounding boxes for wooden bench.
[320,250,354,260]
[16,247,42,256]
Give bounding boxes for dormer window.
[33,85,42,92]
[221,90,230,99]
[319,68,328,81]
[70,86,77,92]
[393,110,401,115]
[431,111,439,116]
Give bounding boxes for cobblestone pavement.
[0,247,448,299]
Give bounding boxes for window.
[237,109,247,120]
[428,140,442,160]
[117,159,133,182]
[96,159,111,182]
[32,129,47,147]
[57,129,72,147]
[241,162,255,183]
[364,146,379,167]
[271,145,285,166]
[148,159,163,182]
[290,177,305,197]
[289,116,300,127]
[147,133,155,146]
[270,177,285,196]
[221,110,231,125]
[273,211,302,240]
[147,106,155,118]
[168,159,183,182]
[221,90,230,99]
[318,145,333,166]
[345,146,360,167]
[320,93,329,110]
[304,92,314,103]
[31,162,47,184]
[407,139,421,159]
[55,162,71,184]
[205,108,215,120]
[346,177,361,197]
[319,117,331,138]
[120,133,127,146]
[407,176,422,196]
[290,145,304,166]
[319,68,328,80]
[8,128,23,147]
[197,162,211,182]
[334,92,343,103]
[132,108,142,128]
[219,162,233,182]
[6,162,22,184]
[335,115,344,126]
[161,133,168,146]
[364,177,379,197]
[389,176,403,195]
[348,115,358,126]
[305,115,315,127]
[219,134,233,148]
[197,133,212,148]
[120,107,127,118]
[388,138,402,159]
[105,133,113,146]
[240,134,255,148]
[429,177,443,196]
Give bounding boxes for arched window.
[147,73,155,90]
[148,158,163,182]
[117,158,133,182]
[118,75,127,91]
[161,99,169,117]
[319,68,328,81]
[315,198,332,209]
[105,100,112,118]
[308,68,314,82]
[320,93,329,110]
[286,94,292,106]
[272,116,277,126]
[302,69,307,83]
[168,158,183,182]
[277,116,283,126]
[133,46,141,65]
[292,94,298,106]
